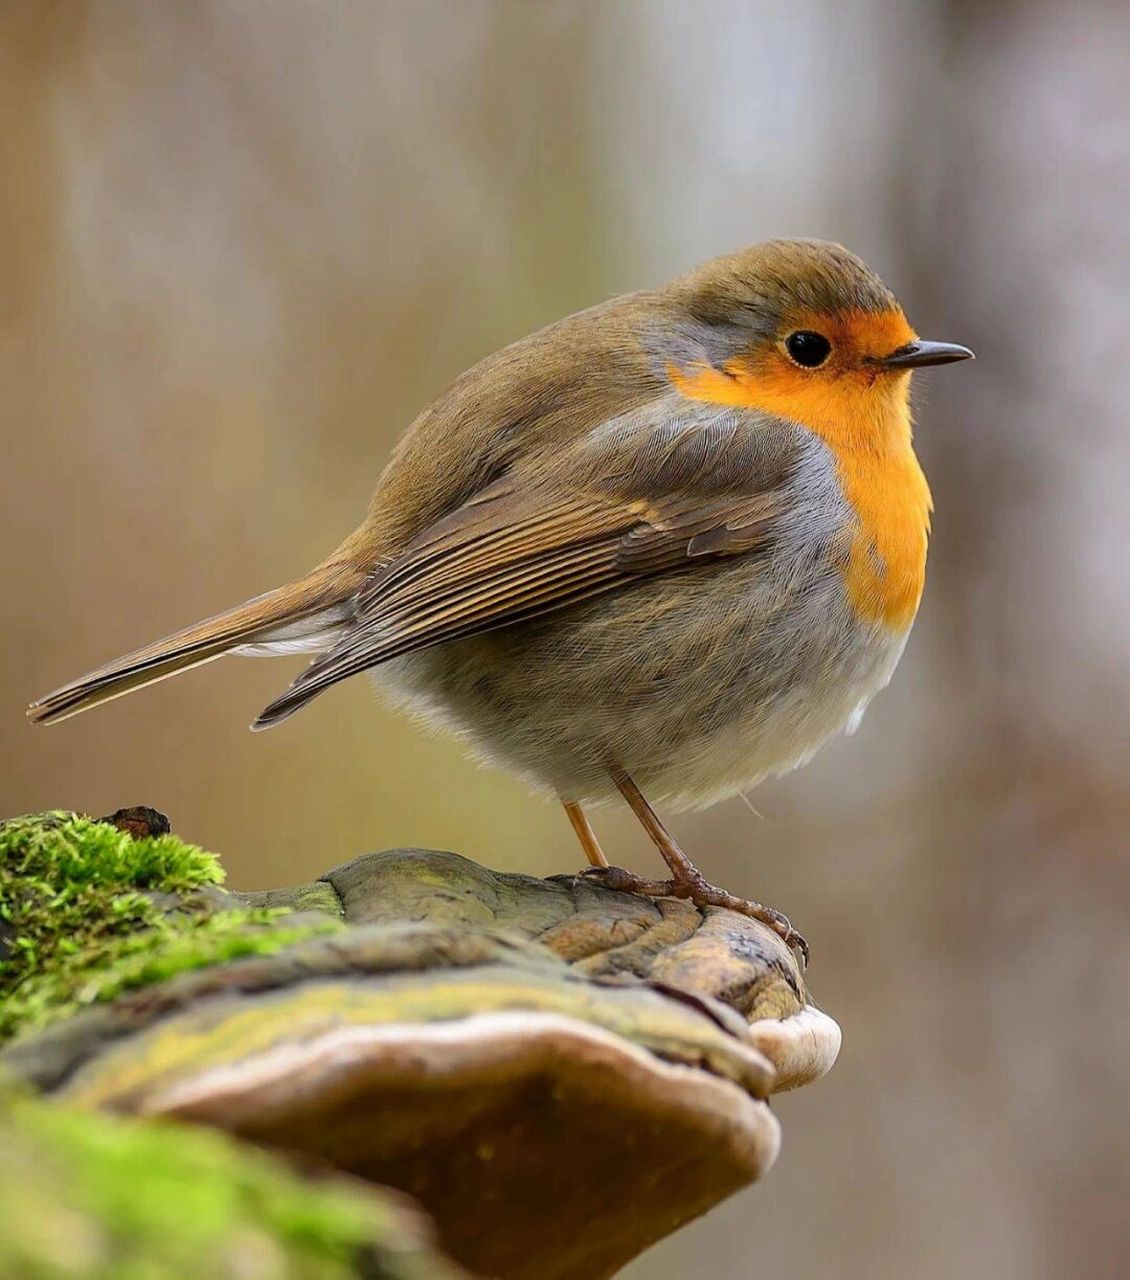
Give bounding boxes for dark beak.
[878,340,975,369]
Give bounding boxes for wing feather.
[253,406,796,729]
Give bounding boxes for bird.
[28,239,973,959]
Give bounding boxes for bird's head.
[662,239,972,444]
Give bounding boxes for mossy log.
[1,810,840,1280]
[0,1084,462,1280]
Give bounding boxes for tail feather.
[28,563,361,726]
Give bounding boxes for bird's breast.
[668,359,932,631]
[833,444,931,631]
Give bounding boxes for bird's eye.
[785,331,832,368]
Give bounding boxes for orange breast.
[668,353,932,632]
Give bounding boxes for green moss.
[1,813,340,1042]
[0,1084,451,1279]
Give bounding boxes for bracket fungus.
[1,811,840,1280]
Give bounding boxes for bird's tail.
[27,561,363,726]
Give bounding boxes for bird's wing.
[253,401,798,728]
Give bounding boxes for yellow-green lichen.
[0,813,340,1041]
[0,1084,453,1279]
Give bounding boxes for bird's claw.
[578,863,809,966]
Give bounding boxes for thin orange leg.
[583,769,808,962]
[562,799,608,868]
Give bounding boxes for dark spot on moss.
[0,811,341,1041]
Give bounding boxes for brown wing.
[252,402,797,728]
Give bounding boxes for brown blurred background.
[3,2,1128,1276]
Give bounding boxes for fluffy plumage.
[30,239,965,818]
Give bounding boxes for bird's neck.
[822,392,932,633]
[668,360,932,631]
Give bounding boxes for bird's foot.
[581,863,808,965]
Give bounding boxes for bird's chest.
[668,361,933,630]
[834,445,932,631]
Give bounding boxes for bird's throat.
[668,359,932,631]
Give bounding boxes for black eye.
[785,331,832,368]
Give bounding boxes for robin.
[29,239,973,959]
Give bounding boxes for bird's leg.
[561,799,608,868]
[583,769,809,963]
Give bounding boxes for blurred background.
[2,2,1128,1276]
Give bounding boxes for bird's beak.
[877,340,975,369]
